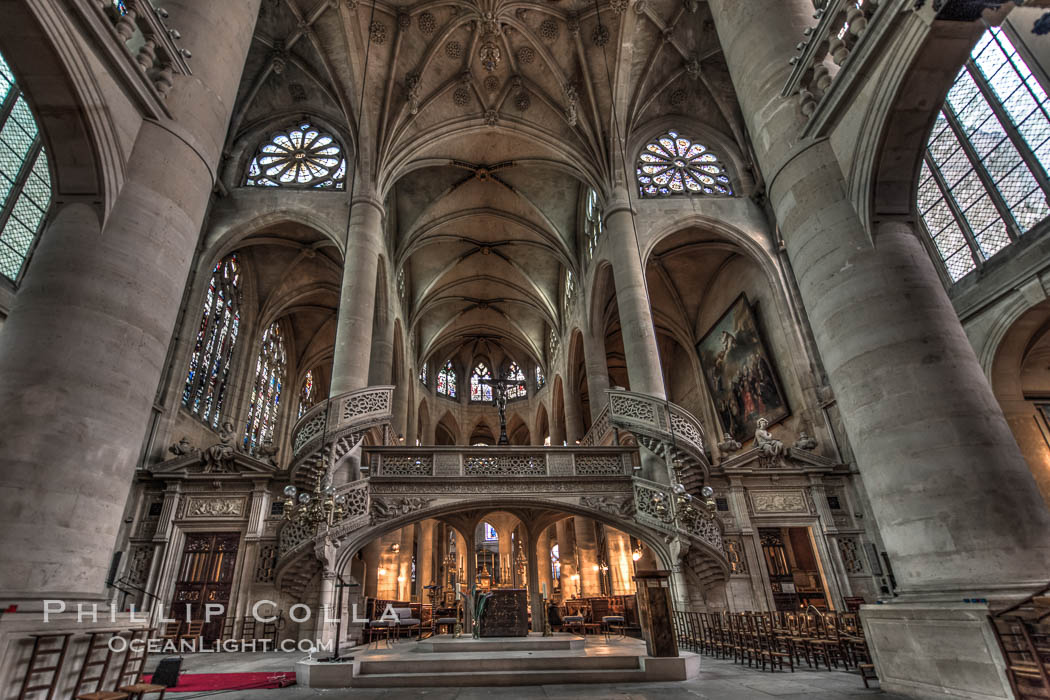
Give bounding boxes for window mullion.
[0,136,41,241]
[941,103,1021,241]
[965,60,1050,202]
[923,150,984,270]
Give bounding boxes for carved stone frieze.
[579,495,635,518]
[181,496,247,518]
[749,489,808,514]
[369,477,632,495]
[371,497,435,523]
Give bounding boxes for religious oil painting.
[696,295,788,441]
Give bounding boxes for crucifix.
[481,370,521,445]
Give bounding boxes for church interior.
[1,0,1050,698]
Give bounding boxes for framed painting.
[696,294,789,442]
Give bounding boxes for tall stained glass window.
[506,361,527,399]
[536,364,546,390]
[470,362,493,403]
[549,328,559,360]
[437,360,456,398]
[584,188,603,259]
[183,256,241,427]
[636,130,733,197]
[419,361,428,387]
[244,322,287,452]
[0,53,52,282]
[917,27,1050,282]
[297,370,315,419]
[245,122,347,190]
[564,270,576,313]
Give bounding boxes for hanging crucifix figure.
[480,370,521,445]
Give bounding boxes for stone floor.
[155,640,903,699]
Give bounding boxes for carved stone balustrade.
[602,390,710,483]
[579,404,612,446]
[366,445,635,478]
[69,0,192,117]
[633,477,729,586]
[289,386,394,486]
[782,0,899,134]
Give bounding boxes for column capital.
[604,187,636,218]
[351,193,386,217]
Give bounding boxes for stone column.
[330,194,385,395]
[708,0,1050,604]
[550,403,567,446]
[573,517,601,597]
[604,188,665,398]
[709,0,1050,694]
[464,531,476,632]
[418,520,436,591]
[0,1,260,605]
[583,329,611,421]
[563,381,585,444]
[527,531,544,633]
[555,519,578,598]
[368,291,393,387]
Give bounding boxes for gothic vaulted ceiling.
[228,0,747,372]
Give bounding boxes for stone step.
[419,636,584,653]
[358,653,641,675]
[352,667,650,688]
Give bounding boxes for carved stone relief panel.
[126,544,153,587]
[838,536,864,574]
[181,496,247,518]
[255,542,278,583]
[748,489,809,514]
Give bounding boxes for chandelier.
[280,470,348,526]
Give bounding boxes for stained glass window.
[506,361,527,399]
[243,322,287,452]
[245,122,346,189]
[636,130,733,197]
[113,0,128,15]
[297,370,315,419]
[470,362,493,402]
[917,27,1050,282]
[536,364,546,390]
[584,188,603,258]
[551,544,561,582]
[0,53,51,282]
[437,360,457,398]
[397,268,406,305]
[549,328,559,360]
[183,256,241,427]
[419,361,428,387]
[563,270,575,313]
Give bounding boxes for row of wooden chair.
[989,584,1050,699]
[156,621,203,651]
[17,628,165,700]
[673,610,878,686]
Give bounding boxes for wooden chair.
[17,633,73,700]
[220,617,235,641]
[179,621,204,652]
[156,622,180,649]
[75,630,128,700]
[239,618,257,642]
[116,629,167,700]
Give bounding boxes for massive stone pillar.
[604,188,665,398]
[0,0,260,605]
[330,194,385,395]
[709,1,1050,695]
[563,380,585,444]
[555,519,578,598]
[572,517,601,597]
[583,329,611,421]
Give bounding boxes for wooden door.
[169,533,240,643]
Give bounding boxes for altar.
[479,588,529,637]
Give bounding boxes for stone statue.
[793,431,818,451]
[168,436,194,457]
[202,420,237,473]
[717,432,742,453]
[754,417,784,458]
[257,437,279,467]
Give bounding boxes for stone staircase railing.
[603,390,710,485]
[289,385,394,486]
[579,404,612,446]
[366,446,635,478]
[633,477,729,586]
[275,479,370,578]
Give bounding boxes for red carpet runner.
[143,672,296,692]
